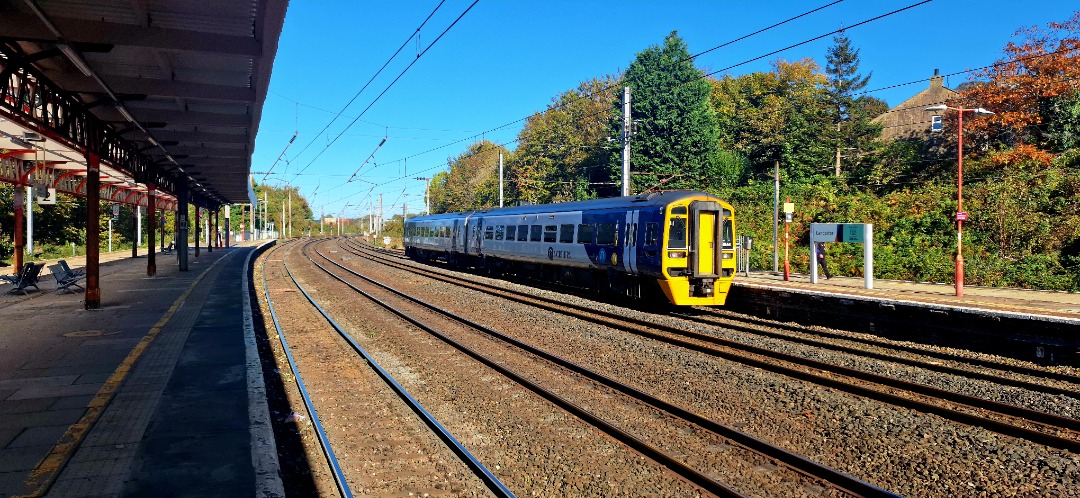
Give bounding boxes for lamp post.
[924,103,995,297]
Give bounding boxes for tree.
[508,76,618,204]
[428,140,508,213]
[961,11,1080,150]
[608,31,720,194]
[824,33,880,178]
[711,59,833,183]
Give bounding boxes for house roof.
[874,74,959,141]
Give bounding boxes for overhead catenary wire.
[289,0,449,178]
[312,2,939,213]
[291,0,480,184]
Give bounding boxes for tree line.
[425,14,1080,291]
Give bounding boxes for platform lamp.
[924,103,995,297]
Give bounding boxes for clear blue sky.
[252,0,1078,222]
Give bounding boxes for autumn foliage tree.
[961,12,1080,151]
[427,140,508,213]
[507,76,618,204]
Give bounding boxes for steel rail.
[362,238,1080,389]
[339,238,1080,452]
[310,240,898,498]
[681,308,1080,388]
[303,241,746,497]
[260,241,354,498]
[287,239,517,498]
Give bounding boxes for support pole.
[133,205,140,258]
[773,160,779,273]
[147,184,157,277]
[499,152,504,207]
[177,185,189,271]
[621,86,631,197]
[85,152,101,309]
[13,185,24,273]
[225,205,231,248]
[25,186,33,257]
[783,197,790,281]
[207,207,214,253]
[194,207,200,257]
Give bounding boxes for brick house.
[873,70,959,141]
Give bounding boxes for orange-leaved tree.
[960,12,1080,151]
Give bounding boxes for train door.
[452,219,462,253]
[624,210,640,274]
[689,201,721,279]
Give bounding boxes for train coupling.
[692,278,715,297]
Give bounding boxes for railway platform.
[1,242,1076,497]
[0,242,280,498]
[730,271,1080,365]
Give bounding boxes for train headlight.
[722,252,733,259]
[668,251,687,259]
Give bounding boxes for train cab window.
[722,209,734,249]
[668,218,688,248]
[645,223,659,246]
[517,225,529,241]
[484,226,494,240]
[558,224,574,243]
[530,225,542,242]
[495,225,505,241]
[543,225,557,243]
[506,225,516,241]
[671,206,687,215]
[577,224,595,244]
[596,223,616,245]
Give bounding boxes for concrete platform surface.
[0,242,281,498]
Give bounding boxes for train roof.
[406,190,723,224]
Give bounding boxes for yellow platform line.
[18,254,232,497]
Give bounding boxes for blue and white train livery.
[403,190,735,306]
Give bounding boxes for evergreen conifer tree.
[609,32,720,194]
[824,33,876,178]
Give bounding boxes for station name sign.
[811,223,868,243]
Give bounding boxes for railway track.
[257,240,513,497]
[304,237,897,497]
[336,237,1080,453]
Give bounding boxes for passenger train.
[403,190,736,306]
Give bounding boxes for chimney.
[930,68,944,88]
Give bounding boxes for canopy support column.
[85,152,101,309]
[147,184,157,277]
[177,184,189,272]
[194,207,201,257]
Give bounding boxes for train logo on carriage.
[548,247,571,260]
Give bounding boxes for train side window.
[543,225,557,243]
[668,218,687,248]
[645,223,659,246]
[559,224,574,243]
[530,225,542,242]
[506,225,516,241]
[517,225,529,241]
[484,226,494,240]
[495,225,505,241]
[596,223,616,245]
[577,224,594,244]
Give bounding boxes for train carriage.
[404,190,735,306]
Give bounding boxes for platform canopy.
[0,0,288,209]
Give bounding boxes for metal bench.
[6,262,44,295]
[49,263,86,294]
[58,259,85,278]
